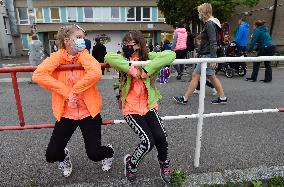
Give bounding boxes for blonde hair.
[57,24,85,49]
[197,3,212,21]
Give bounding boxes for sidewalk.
[0,56,29,66]
[56,165,284,187]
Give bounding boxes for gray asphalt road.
[0,68,284,187]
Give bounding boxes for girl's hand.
[136,69,141,79]
[210,63,217,69]
[67,93,78,108]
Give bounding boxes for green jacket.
[105,50,176,108]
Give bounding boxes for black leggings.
[124,109,168,168]
[46,114,114,163]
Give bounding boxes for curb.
[55,165,284,187]
[186,165,284,186]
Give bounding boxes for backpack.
[186,32,195,52]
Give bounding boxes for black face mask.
[122,45,135,59]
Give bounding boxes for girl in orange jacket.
[32,24,114,177]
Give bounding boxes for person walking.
[162,39,172,51]
[235,17,250,54]
[29,34,44,66]
[84,38,92,53]
[105,30,175,183]
[246,20,276,83]
[173,3,227,105]
[32,24,114,177]
[171,21,188,80]
[92,37,107,75]
[28,34,44,83]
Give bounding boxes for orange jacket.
[122,57,158,116]
[32,49,102,121]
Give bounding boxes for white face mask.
[198,14,203,21]
[73,38,86,53]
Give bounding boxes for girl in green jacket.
[105,30,175,183]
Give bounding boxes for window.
[110,7,120,21]
[84,7,93,22]
[126,7,135,21]
[21,34,29,50]
[142,7,150,21]
[3,16,10,34]
[158,9,165,22]
[84,7,120,22]
[50,7,60,22]
[8,43,13,55]
[94,7,109,22]
[136,7,141,21]
[67,7,77,22]
[35,8,44,23]
[126,7,151,22]
[17,8,29,25]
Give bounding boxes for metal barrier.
[0,56,284,168]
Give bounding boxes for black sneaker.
[159,160,171,183]
[173,96,188,105]
[124,154,137,182]
[211,97,227,105]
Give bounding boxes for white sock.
[183,96,188,101]
[220,96,226,100]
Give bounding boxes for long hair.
[197,3,212,21]
[122,30,148,61]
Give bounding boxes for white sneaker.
[102,144,114,171]
[193,89,200,94]
[211,88,218,96]
[58,148,72,177]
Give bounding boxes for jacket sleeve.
[104,52,131,73]
[249,30,259,51]
[142,50,176,77]
[32,52,71,99]
[171,31,178,50]
[71,50,102,94]
[206,21,218,58]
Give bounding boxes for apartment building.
[13,0,173,56]
[0,0,16,57]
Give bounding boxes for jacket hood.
[175,28,187,33]
[208,17,221,28]
[256,25,268,32]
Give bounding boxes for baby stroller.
[215,41,247,78]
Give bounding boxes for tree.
[157,0,260,27]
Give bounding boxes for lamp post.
[270,0,278,36]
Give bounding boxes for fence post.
[194,61,207,167]
[11,72,25,127]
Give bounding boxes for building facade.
[12,0,173,56]
[0,0,16,57]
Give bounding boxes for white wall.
[86,31,125,53]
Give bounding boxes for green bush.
[170,168,187,186]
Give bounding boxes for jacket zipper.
[72,60,80,120]
[137,79,142,113]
